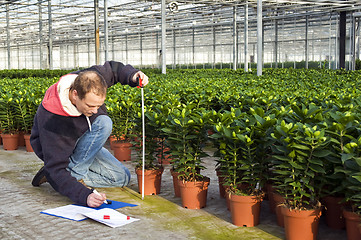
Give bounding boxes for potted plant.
[133,135,164,196]
[144,104,173,165]
[106,86,139,161]
[162,104,210,209]
[211,107,276,227]
[132,107,167,196]
[339,136,361,240]
[321,110,357,229]
[0,92,20,150]
[271,120,331,240]
[14,89,37,152]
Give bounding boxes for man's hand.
[87,192,106,208]
[133,71,149,87]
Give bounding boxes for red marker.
[127,216,130,220]
[137,77,143,88]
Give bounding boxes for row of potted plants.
[106,82,361,239]
[129,103,361,239]
[0,77,55,151]
[0,68,360,239]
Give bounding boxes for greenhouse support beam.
[126,34,128,63]
[161,0,166,74]
[192,27,195,68]
[156,32,160,69]
[335,15,339,69]
[351,14,356,70]
[274,19,278,68]
[94,0,100,65]
[48,0,53,70]
[104,0,109,61]
[244,1,248,72]
[173,30,176,69]
[87,39,91,66]
[232,6,237,71]
[112,36,115,61]
[140,33,143,68]
[355,17,361,59]
[6,3,10,69]
[74,41,78,68]
[305,16,309,69]
[17,45,20,69]
[39,1,43,69]
[328,14,332,69]
[339,11,346,69]
[213,25,216,69]
[257,0,262,76]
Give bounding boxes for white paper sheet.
[41,204,139,227]
[82,208,139,228]
[41,205,94,221]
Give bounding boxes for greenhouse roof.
[0,0,360,73]
[1,0,361,46]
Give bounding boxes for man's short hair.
[71,71,107,99]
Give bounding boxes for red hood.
[42,74,77,116]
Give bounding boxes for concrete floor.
[0,142,348,240]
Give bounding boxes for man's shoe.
[32,166,48,186]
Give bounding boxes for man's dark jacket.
[30,61,138,206]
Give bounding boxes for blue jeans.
[68,115,131,188]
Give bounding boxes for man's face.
[74,91,106,117]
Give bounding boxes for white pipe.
[257,0,262,76]
[244,1,248,72]
[161,0,166,74]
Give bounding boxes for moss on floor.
[103,187,282,240]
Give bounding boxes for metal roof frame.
[0,0,360,70]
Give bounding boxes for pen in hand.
[92,189,109,205]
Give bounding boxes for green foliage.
[161,104,209,182]
[106,85,140,142]
[356,59,361,70]
[1,68,361,209]
[341,135,361,214]
[0,76,54,134]
[211,107,276,196]
[271,121,332,210]
[0,92,18,134]
[0,69,72,79]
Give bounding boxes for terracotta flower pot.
[272,193,285,227]
[24,134,34,152]
[343,209,361,240]
[323,196,346,229]
[171,168,201,198]
[224,185,231,211]
[178,177,210,209]
[109,135,116,150]
[170,168,181,197]
[135,167,164,195]
[281,206,322,240]
[1,133,19,150]
[229,194,263,227]
[18,131,25,147]
[112,141,132,161]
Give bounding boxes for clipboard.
[41,200,137,221]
